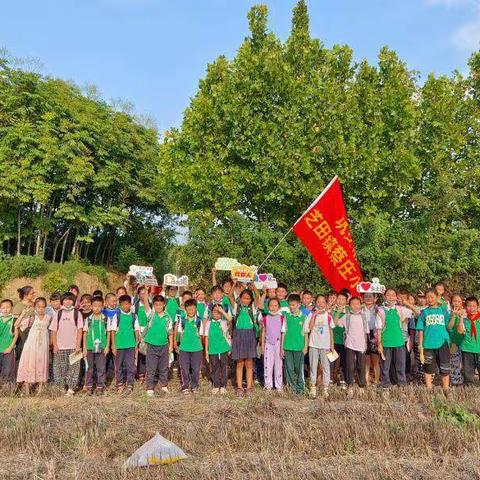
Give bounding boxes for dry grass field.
[0,381,479,480]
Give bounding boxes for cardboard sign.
[231,265,256,283]
[254,273,278,290]
[163,273,189,287]
[128,265,158,286]
[215,257,241,271]
[356,277,385,295]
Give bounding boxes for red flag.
[293,176,363,295]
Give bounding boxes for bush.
[85,265,108,284]
[114,246,143,273]
[42,271,69,294]
[7,255,48,279]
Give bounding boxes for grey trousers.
[0,351,15,383]
[115,348,136,387]
[146,344,169,389]
[85,351,106,389]
[179,350,202,391]
[309,347,330,387]
[381,346,406,387]
[53,349,80,390]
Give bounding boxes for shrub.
[85,265,108,284]
[7,255,48,279]
[42,271,69,294]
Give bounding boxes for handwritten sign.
[215,257,241,271]
[163,274,189,287]
[128,265,157,285]
[254,273,278,290]
[231,265,256,283]
[356,277,385,295]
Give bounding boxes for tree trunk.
[16,208,21,256]
[71,230,77,257]
[100,231,111,265]
[26,237,32,256]
[94,232,104,264]
[42,233,48,259]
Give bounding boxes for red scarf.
[467,312,480,340]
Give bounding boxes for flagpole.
[256,175,338,271]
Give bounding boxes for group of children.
[0,277,478,398]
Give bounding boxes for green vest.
[207,320,230,355]
[0,315,14,352]
[197,302,207,320]
[179,317,203,352]
[137,303,149,328]
[166,298,179,321]
[235,306,255,330]
[86,315,107,351]
[283,312,306,351]
[144,312,170,347]
[381,307,404,348]
[115,312,136,349]
[333,308,346,345]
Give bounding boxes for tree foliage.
[159,1,480,292]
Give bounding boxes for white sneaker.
[212,388,219,395]
[310,386,317,398]
[160,386,169,394]
[65,389,75,397]
[220,387,227,395]
[146,390,155,397]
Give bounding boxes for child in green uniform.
[332,292,348,386]
[0,299,18,385]
[82,296,110,394]
[144,295,173,396]
[111,295,140,393]
[194,288,208,320]
[281,294,309,394]
[276,283,290,314]
[204,304,232,394]
[416,288,451,392]
[457,296,480,385]
[176,298,203,393]
[134,286,152,382]
[165,286,179,322]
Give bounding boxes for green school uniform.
[416,306,451,349]
[86,314,107,351]
[460,317,480,354]
[381,307,404,348]
[179,317,203,353]
[221,295,232,312]
[333,308,346,345]
[166,298,179,322]
[448,314,463,346]
[197,302,207,319]
[144,312,171,347]
[136,303,149,328]
[115,311,137,350]
[235,306,255,330]
[0,315,14,352]
[207,320,230,355]
[283,311,306,351]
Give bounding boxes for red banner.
[293,176,363,295]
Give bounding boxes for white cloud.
[453,15,480,50]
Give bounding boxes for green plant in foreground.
[431,398,480,428]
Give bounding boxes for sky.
[2,0,480,132]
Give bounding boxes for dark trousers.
[255,355,264,386]
[86,352,106,389]
[463,352,480,385]
[346,347,366,387]
[115,348,136,387]
[146,344,169,390]
[105,352,115,383]
[0,351,15,383]
[381,346,406,387]
[334,344,347,382]
[179,350,202,391]
[209,352,229,388]
[137,352,146,377]
[284,350,305,394]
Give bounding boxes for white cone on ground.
[124,432,187,468]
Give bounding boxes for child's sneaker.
[212,387,219,395]
[310,386,317,398]
[182,389,190,395]
[339,380,347,390]
[191,388,198,395]
[220,387,227,395]
[146,389,155,397]
[160,386,169,394]
[65,389,75,397]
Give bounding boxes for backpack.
[234,304,259,337]
[180,314,202,332]
[344,311,369,337]
[57,308,80,328]
[263,313,285,328]
[116,308,137,329]
[376,305,408,331]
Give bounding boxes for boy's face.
[417,296,427,306]
[452,296,463,310]
[385,290,397,304]
[81,298,92,311]
[426,291,438,307]
[327,294,337,306]
[276,287,287,300]
[466,301,478,316]
[288,300,300,312]
[154,301,165,313]
[267,288,276,299]
[106,296,117,308]
[92,301,103,315]
[168,287,177,298]
[240,294,251,306]
[185,305,197,317]
[350,299,362,313]
[139,289,148,300]
[268,300,280,313]
[436,285,445,296]
[212,290,223,302]
[223,282,232,294]
[36,302,46,315]
[302,293,313,306]
[363,293,375,306]
[119,301,131,312]
[337,295,347,307]
[63,299,74,309]
[212,307,222,320]
[0,302,12,316]
[50,299,61,311]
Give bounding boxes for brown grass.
[0,382,479,479]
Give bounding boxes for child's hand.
[104,347,110,355]
[419,348,425,364]
[83,349,87,358]
[302,347,308,355]
[112,346,117,356]
[75,346,82,354]
[205,354,209,363]
[3,347,12,355]
[53,345,59,354]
